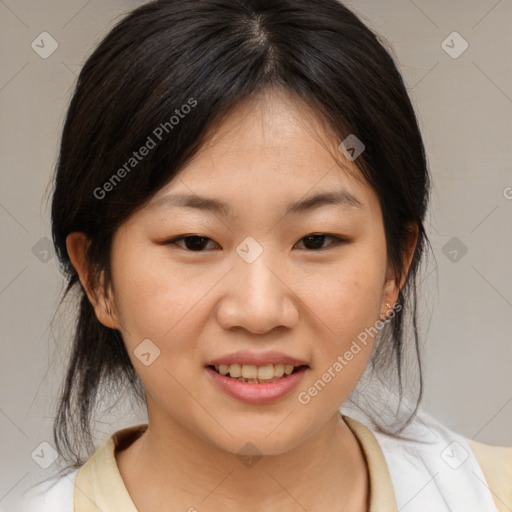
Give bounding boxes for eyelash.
[164,233,348,252]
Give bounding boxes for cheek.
[297,245,387,398]
[109,245,179,344]
[108,247,213,402]
[109,243,223,356]
[294,266,385,412]
[304,257,386,337]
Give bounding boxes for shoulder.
[467,437,512,512]
[13,467,79,512]
[363,408,512,511]
[468,436,512,469]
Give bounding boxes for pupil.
[185,236,208,251]
[304,235,325,250]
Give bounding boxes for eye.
[164,233,347,252]
[295,233,346,251]
[166,235,220,251]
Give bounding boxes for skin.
[67,88,417,512]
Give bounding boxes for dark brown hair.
[51,0,430,465]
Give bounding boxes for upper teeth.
[215,363,296,380]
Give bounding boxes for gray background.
[1,0,511,506]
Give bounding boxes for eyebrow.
[148,189,363,216]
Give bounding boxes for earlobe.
[66,232,120,330]
[380,278,400,321]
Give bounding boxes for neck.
[116,410,369,512]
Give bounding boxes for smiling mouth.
[208,363,309,384]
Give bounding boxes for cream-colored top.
[467,437,512,512]
[69,415,511,512]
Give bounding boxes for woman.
[15,0,512,510]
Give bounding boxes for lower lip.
[205,366,308,405]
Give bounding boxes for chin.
[200,420,312,459]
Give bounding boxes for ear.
[66,232,121,330]
[380,223,419,319]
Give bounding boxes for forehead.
[187,88,348,172]
[146,88,379,217]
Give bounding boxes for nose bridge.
[236,240,281,305]
[217,239,298,333]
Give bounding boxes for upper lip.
[206,351,309,367]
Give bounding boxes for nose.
[215,250,300,335]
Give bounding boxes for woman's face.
[94,89,400,455]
